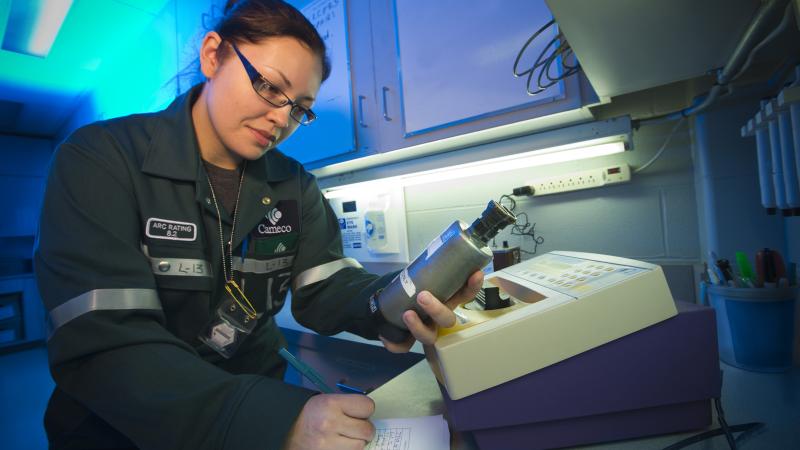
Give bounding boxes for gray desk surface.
[369,360,800,450]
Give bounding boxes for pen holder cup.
[707,284,797,372]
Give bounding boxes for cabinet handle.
[358,95,367,128]
[381,87,392,121]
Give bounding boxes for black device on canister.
[369,200,516,342]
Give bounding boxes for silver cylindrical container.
[369,201,516,341]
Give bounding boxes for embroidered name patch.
[146,218,197,241]
[252,201,299,238]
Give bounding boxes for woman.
[35,0,482,449]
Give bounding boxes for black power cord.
[513,19,581,96]
[662,371,766,450]
[661,398,765,450]
[498,193,544,256]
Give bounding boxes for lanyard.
[205,161,257,320]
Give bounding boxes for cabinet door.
[370,0,596,153]
[346,0,382,158]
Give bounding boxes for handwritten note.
[365,415,449,450]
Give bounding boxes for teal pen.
[278,348,334,393]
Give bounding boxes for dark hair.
[216,0,331,81]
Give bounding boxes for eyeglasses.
[229,42,317,126]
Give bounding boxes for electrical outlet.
[527,164,631,196]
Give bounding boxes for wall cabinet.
[298,0,599,170]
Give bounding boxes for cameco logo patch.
[267,208,282,225]
[252,200,299,238]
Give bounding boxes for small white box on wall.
[324,183,410,264]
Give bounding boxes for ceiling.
[0,0,171,139]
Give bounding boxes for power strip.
[527,164,631,197]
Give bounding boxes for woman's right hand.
[283,394,376,449]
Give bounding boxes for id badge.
[199,315,245,359]
[199,292,259,359]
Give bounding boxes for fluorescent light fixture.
[400,140,625,187]
[324,138,626,195]
[2,0,74,58]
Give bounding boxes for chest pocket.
[142,243,213,343]
[234,247,296,316]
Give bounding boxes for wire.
[714,395,738,449]
[662,371,766,450]
[499,194,516,210]
[633,118,687,174]
[513,19,556,78]
[661,422,765,450]
[537,33,579,91]
[661,397,765,450]
[512,213,545,255]
[731,2,796,82]
[635,0,785,126]
[513,19,581,96]
[498,194,544,255]
[524,27,563,95]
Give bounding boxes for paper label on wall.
[399,269,416,298]
[339,217,363,249]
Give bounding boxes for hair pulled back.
[216,0,330,81]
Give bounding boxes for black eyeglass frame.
[229,42,317,126]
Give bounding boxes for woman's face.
[199,34,323,162]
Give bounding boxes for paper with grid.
[365,415,448,450]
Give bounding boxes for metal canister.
[370,200,516,341]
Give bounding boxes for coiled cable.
[513,19,581,96]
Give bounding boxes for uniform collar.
[141,83,297,183]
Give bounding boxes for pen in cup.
[735,251,756,288]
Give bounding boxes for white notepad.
[366,415,449,450]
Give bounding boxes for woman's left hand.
[380,270,484,353]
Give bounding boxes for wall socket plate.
[527,164,631,196]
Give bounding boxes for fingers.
[337,394,375,419]
[338,415,376,442]
[379,334,414,353]
[445,271,484,308]
[284,394,375,450]
[385,271,485,348]
[403,309,437,345]
[332,395,375,443]
[416,291,457,328]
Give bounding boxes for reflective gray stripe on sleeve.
[233,255,294,274]
[141,244,212,277]
[293,257,363,291]
[48,288,162,332]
